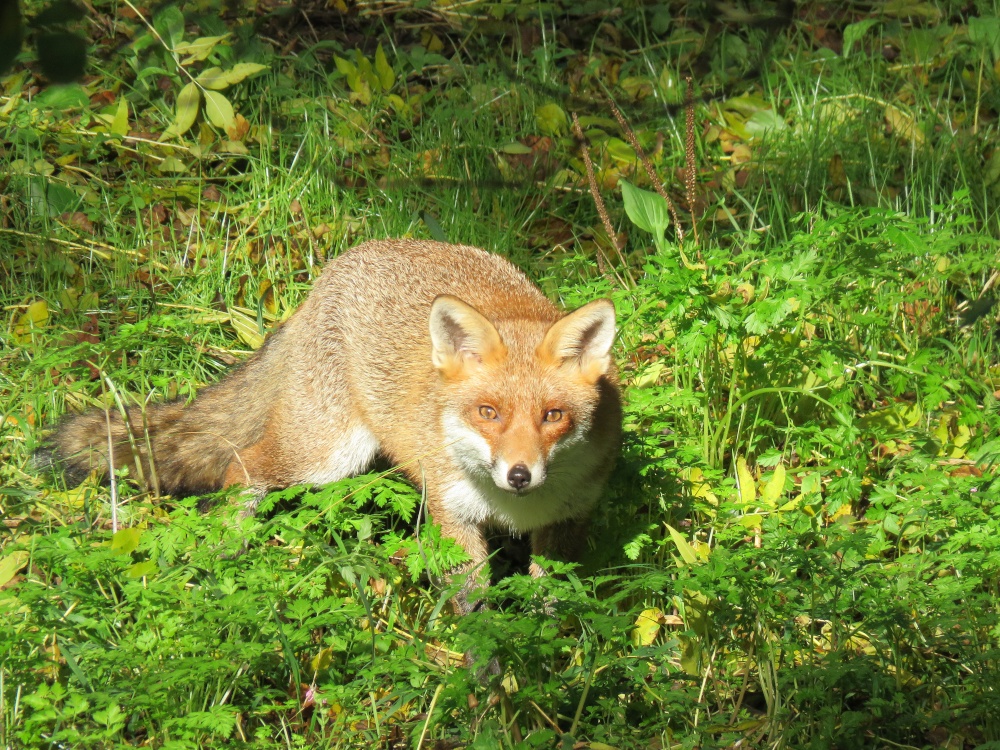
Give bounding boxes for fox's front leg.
[438,520,491,616]
[529,517,589,578]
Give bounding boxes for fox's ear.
[430,295,506,378]
[540,299,616,383]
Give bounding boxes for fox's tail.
[37,342,281,497]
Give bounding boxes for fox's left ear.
[540,299,616,383]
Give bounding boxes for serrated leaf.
[0,551,29,587]
[620,179,670,236]
[196,66,228,90]
[736,456,756,504]
[110,527,141,555]
[374,44,394,91]
[224,62,267,85]
[110,97,129,136]
[172,81,200,136]
[632,608,663,647]
[203,90,235,130]
[665,524,700,566]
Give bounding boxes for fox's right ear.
[429,295,506,379]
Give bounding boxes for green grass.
[2,1,1000,748]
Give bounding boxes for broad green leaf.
[110,527,141,555]
[223,62,267,85]
[110,97,129,136]
[499,142,533,154]
[605,137,637,165]
[632,608,663,647]
[665,524,700,566]
[0,551,29,587]
[172,81,200,136]
[203,90,235,130]
[127,560,157,578]
[736,457,756,504]
[374,44,394,91]
[154,5,185,50]
[843,19,879,57]
[620,179,670,236]
[196,66,228,90]
[970,16,1000,60]
[535,102,568,136]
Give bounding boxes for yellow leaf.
[535,102,568,136]
[632,608,663,647]
[229,309,265,349]
[761,464,785,508]
[14,299,49,343]
[0,551,29,587]
[687,467,719,505]
[311,646,334,673]
[736,456,756,504]
[196,66,228,90]
[110,527,141,555]
[885,104,925,147]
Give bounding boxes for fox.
[43,239,622,613]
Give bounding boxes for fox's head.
[429,294,616,495]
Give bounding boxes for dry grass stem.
[608,99,684,242]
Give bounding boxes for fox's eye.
[544,408,563,423]
[479,405,498,420]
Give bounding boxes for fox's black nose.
[507,464,531,490]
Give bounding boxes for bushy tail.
[39,353,278,497]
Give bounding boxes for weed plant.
[2,1,999,748]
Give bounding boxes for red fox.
[45,240,622,612]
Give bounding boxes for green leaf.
[535,102,568,136]
[736,457,756,504]
[374,44,394,91]
[843,19,879,57]
[110,527,141,555]
[203,90,235,130]
[153,5,185,50]
[171,81,201,136]
[620,179,670,236]
[334,55,357,78]
[744,108,788,138]
[110,97,129,136]
[127,560,157,578]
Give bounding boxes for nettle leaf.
[621,179,670,236]
[203,90,235,130]
[171,81,201,136]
